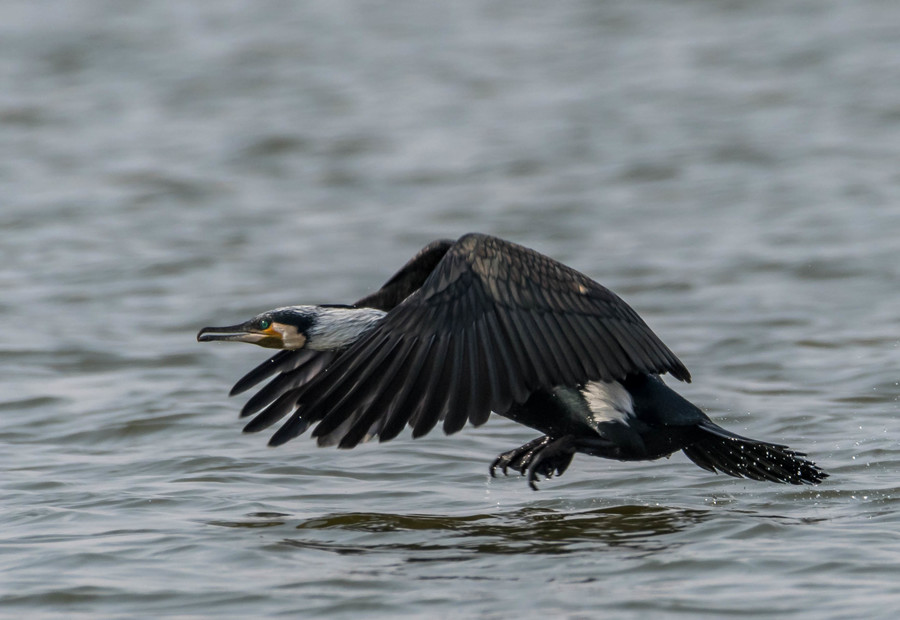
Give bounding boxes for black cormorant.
[198,233,827,489]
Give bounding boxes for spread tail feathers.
[682,422,827,485]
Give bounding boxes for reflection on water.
[210,505,711,556]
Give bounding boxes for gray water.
[3,1,900,618]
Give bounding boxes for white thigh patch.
[582,380,635,425]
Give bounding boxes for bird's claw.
[489,435,576,490]
[489,436,551,478]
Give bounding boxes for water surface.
[2,1,900,618]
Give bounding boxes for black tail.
[682,422,828,485]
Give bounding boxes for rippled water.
[3,1,900,617]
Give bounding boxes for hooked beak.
[197,322,285,349]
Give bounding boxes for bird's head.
[197,306,316,350]
[198,305,386,351]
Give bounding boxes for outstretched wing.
[259,233,690,449]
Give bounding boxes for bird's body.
[199,233,826,489]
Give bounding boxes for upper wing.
[260,233,690,449]
[353,239,455,310]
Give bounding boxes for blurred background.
[2,1,899,618]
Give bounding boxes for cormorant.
[198,233,827,490]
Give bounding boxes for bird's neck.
[306,306,387,351]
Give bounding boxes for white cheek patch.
[277,325,307,350]
[582,380,635,426]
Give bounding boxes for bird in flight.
[198,233,827,490]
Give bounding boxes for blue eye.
[258,319,271,330]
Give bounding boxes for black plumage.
[199,233,827,490]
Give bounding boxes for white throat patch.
[582,380,635,426]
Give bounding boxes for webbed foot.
[489,435,576,490]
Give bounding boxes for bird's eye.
[258,319,271,330]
